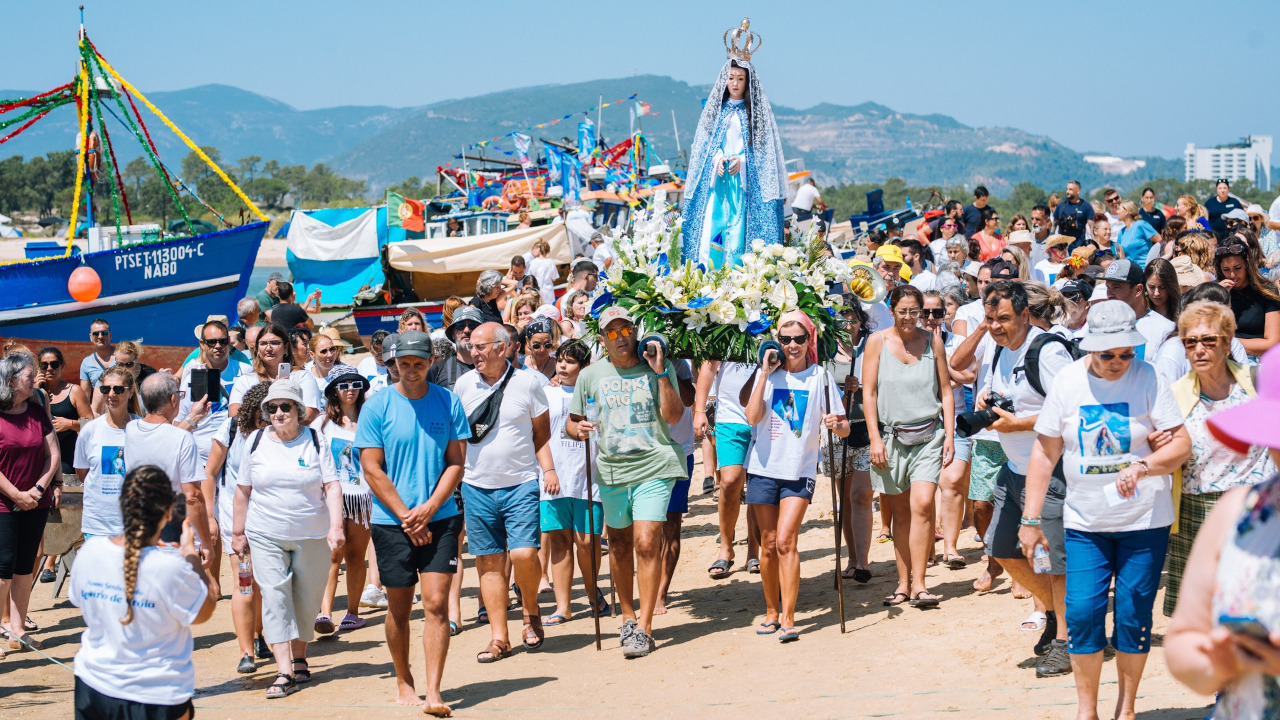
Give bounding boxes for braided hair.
[238,381,272,436]
[118,465,175,626]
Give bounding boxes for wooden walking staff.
[583,437,604,651]
[823,380,846,634]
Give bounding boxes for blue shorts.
[667,454,695,514]
[715,422,752,469]
[745,473,816,506]
[540,497,604,535]
[1065,526,1169,655]
[460,479,541,556]
[598,478,677,529]
[952,434,972,465]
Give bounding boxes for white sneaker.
[360,584,388,609]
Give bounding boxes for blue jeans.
[1064,526,1169,655]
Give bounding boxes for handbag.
[886,417,939,446]
[467,367,515,444]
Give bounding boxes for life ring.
[481,195,502,210]
[85,131,102,184]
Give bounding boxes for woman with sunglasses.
[1216,232,1280,359]
[229,323,321,424]
[307,330,358,409]
[74,367,140,544]
[1019,300,1191,720]
[518,317,558,382]
[90,341,158,415]
[232,379,344,698]
[863,285,954,608]
[742,311,849,641]
[1161,301,1275,620]
[36,347,92,480]
[971,207,1006,262]
[923,289,974,571]
[314,372,373,636]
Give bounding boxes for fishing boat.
[0,11,269,368]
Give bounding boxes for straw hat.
[192,314,229,340]
[1171,255,1203,289]
[317,326,350,349]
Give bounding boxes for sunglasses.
[1098,351,1135,362]
[1181,334,1223,350]
[202,337,230,347]
[264,402,295,414]
[528,342,553,350]
[91,330,110,337]
[118,360,136,368]
[839,319,860,328]
[1106,197,1121,204]
[38,361,61,370]
[1215,244,1247,257]
[603,326,634,340]
[101,385,129,395]
[921,308,946,319]
[942,223,957,229]
[778,333,809,345]
[454,321,480,331]
[334,381,366,392]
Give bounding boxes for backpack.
[991,332,1085,398]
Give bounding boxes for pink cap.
[1208,344,1280,451]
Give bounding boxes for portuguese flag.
[387,191,425,232]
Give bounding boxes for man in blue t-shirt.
[356,330,469,713]
[1053,180,1094,244]
[962,185,990,239]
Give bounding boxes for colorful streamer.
[465,93,638,152]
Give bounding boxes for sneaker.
[702,476,716,494]
[1034,611,1058,656]
[622,628,655,659]
[619,619,637,647]
[359,584,387,609]
[254,634,272,660]
[236,653,256,674]
[1035,640,1072,678]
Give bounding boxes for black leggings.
[0,508,50,578]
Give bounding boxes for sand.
[3,455,1213,720]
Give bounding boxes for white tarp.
[387,223,570,275]
[286,208,379,261]
[564,208,595,258]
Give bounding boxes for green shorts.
[597,478,677,529]
[540,497,604,535]
[968,439,1007,502]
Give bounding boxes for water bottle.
[1032,545,1052,574]
[238,554,253,595]
[584,398,600,442]
[905,196,913,211]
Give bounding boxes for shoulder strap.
[309,427,319,453]
[1021,333,1082,397]
[250,427,266,453]
[220,421,239,485]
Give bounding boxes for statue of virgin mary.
[680,18,787,269]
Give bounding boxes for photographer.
[1053,181,1094,246]
[976,280,1075,678]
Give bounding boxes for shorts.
[715,422,752,469]
[461,480,541,556]
[820,440,871,476]
[75,676,194,720]
[967,440,1007,502]
[371,515,463,587]
[540,497,604,535]
[1064,526,1169,655]
[598,477,677,529]
[952,435,972,465]
[745,473,816,506]
[870,426,943,495]
[0,508,50,579]
[984,462,1067,574]
[666,455,695,515]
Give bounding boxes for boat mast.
[79,5,94,235]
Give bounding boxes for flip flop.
[449,622,459,636]
[544,614,569,627]
[852,568,872,584]
[746,558,761,574]
[909,591,941,608]
[708,559,734,578]
[339,613,366,631]
[1021,611,1047,632]
[756,621,781,635]
[875,533,892,544]
[945,555,967,570]
[883,591,908,607]
[778,627,800,643]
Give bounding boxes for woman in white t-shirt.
[743,310,849,642]
[540,340,607,625]
[74,366,139,539]
[203,380,271,675]
[1019,300,1191,720]
[314,372,373,636]
[231,379,344,699]
[70,465,217,719]
[227,323,321,424]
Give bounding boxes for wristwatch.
[653,369,669,379]
[34,484,46,497]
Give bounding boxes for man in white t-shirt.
[125,373,209,553]
[454,322,553,657]
[1099,259,1174,363]
[176,319,251,474]
[901,239,937,292]
[977,280,1074,678]
[791,178,822,221]
[589,232,614,274]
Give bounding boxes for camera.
[956,392,1016,438]
[1057,213,1078,236]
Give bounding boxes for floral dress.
[1184,386,1277,495]
[1210,475,1280,718]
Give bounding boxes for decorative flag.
[635,100,658,117]
[546,144,563,183]
[386,191,424,233]
[512,132,533,170]
[562,152,582,204]
[577,121,595,164]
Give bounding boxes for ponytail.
[118,465,174,625]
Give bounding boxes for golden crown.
[723,17,762,63]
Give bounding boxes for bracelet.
[694,409,707,414]
[542,468,557,474]
[1019,516,1041,526]
[1131,459,1149,476]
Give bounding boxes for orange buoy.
[68,265,101,302]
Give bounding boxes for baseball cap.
[874,244,905,266]
[884,216,903,231]
[446,306,484,341]
[534,304,562,322]
[1007,229,1034,248]
[1208,344,1280,451]
[1102,258,1144,285]
[598,306,633,328]
[1060,278,1093,299]
[589,232,605,244]
[394,330,434,360]
[262,379,304,408]
[1224,208,1249,223]
[1246,203,1268,218]
[267,271,286,282]
[380,333,400,362]
[1078,300,1147,352]
[990,260,1018,280]
[1171,255,1203,289]
[899,265,913,282]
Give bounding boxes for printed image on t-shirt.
[329,439,361,486]
[1076,402,1131,474]
[598,374,660,457]
[101,446,126,495]
[771,389,810,439]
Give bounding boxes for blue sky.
[3,0,1275,159]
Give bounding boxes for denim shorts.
[460,479,541,556]
[1064,526,1169,655]
[598,478,677,529]
[745,473,816,506]
[715,422,752,469]
[952,434,972,464]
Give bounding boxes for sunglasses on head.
[38,361,61,370]
[778,333,809,346]
[202,337,229,347]
[334,381,365,392]
[264,401,295,414]
[603,326,634,340]
[1215,243,1247,257]
[1182,334,1223,350]
[942,223,957,229]
[1098,351,1135,362]
[101,384,129,395]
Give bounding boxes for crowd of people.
[3,180,1280,719]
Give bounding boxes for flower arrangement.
[586,209,853,363]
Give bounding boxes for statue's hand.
[727,156,741,176]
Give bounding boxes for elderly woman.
[469,269,506,325]
[1020,300,1191,720]
[1162,301,1276,619]
[0,353,60,654]
[944,235,969,265]
[1164,344,1280,718]
[1215,233,1280,359]
[1116,200,1159,266]
[232,380,344,698]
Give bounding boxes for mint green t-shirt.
[569,359,686,487]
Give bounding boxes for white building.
[1185,136,1272,191]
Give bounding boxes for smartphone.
[1218,615,1272,642]
[189,368,221,404]
[278,362,291,380]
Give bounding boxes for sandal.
[522,618,545,649]
[23,617,37,632]
[909,591,941,608]
[1021,611,1048,632]
[8,635,42,651]
[852,568,872,584]
[476,605,489,623]
[944,555,967,570]
[875,533,892,543]
[746,558,761,574]
[591,588,610,617]
[476,638,511,663]
[883,591,908,607]
[314,614,336,635]
[338,613,366,631]
[708,558,734,578]
[291,658,312,683]
[266,673,297,699]
[544,614,568,627]
[756,621,780,635]
[778,627,800,643]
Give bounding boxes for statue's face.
[727,67,747,100]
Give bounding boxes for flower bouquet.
[585,209,853,363]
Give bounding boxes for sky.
[3,0,1277,160]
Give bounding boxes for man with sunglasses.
[566,306,686,658]
[79,318,116,399]
[1100,259,1174,364]
[177,320,252,477]
[427,306,483,392]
